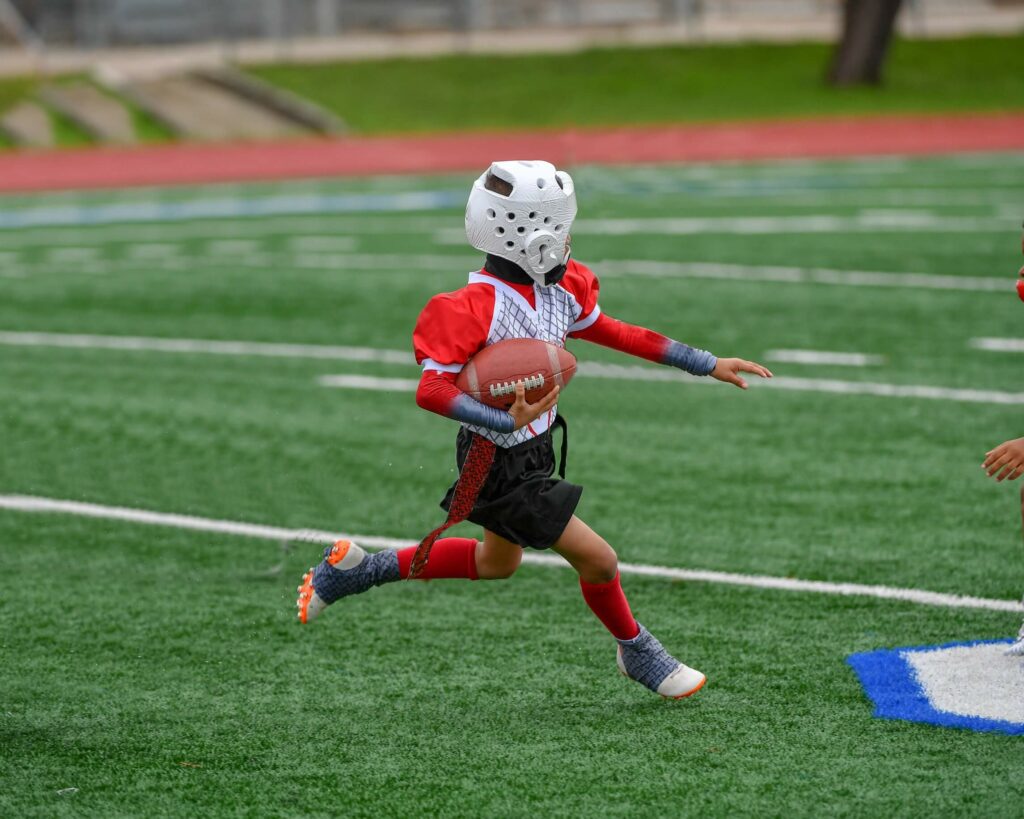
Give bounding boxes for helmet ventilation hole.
[528,211,537,219]
[536,178,546,189]
[516,226,525,234]
[554,224,562,232]
[506,212,516,221]
[495,226,505,236]
[486,209,496,219]
[543,216,551,224]
[505,240,515,249]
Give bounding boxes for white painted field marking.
[905,643,1024,723]
[764,350,884,367]
[0,494,1018,613]
[288,236,358,252]
[971,338,1024,353]
[317,374,420,391]
[205,239,263,256]
[4,331,1022,407]
[0,190,463,231]
[593,259,1008,293]
[573,213,1008,235]
[0,216,453,249]
[436,214,1009,243]
[46,246,100,264]
[0,331,414,365]
[124,243,180,260]
[575,362,1024,406]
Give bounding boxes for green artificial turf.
[1,155,1023,815]
[248,35,1024,135]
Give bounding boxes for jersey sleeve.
[412,285,494,373]
[573,310,718,376]
[562,260,603,335]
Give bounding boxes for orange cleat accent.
[326,540,352,566]
[296,568,316,624]
[665,675,707,700]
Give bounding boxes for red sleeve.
[415,369,461,414]
[412,285,494,370]
[573,312,669,363]
[573,312,718,375]
[560,260,602,334]
[415,368,516,432]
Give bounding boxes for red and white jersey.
[413,260,601,448]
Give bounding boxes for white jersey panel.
[462,272,583,448]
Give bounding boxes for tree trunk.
[828,0,905,87]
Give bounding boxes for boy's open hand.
[711,358,773,390]
[509,382,559,430]
[983,437,1024,482]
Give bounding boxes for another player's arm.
[571,313,772,389]
[416,369,558,432]
[982,437,1024,482]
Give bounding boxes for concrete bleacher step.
[38,83,136,144]
[192,67,345,135]
[0,101,55,147]
[119,74,307,142]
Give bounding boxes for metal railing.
[2,0,1018,48]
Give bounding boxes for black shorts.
[440,423,582,550]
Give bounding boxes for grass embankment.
[249,35,1024,134]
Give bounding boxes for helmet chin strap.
[484,254,568,287]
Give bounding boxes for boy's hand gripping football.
[710,358,773,389]
[509,381,560,430]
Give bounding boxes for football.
[456,338,577,409]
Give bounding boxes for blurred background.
[0,0,1022,149]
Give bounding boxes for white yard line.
[764,350,884,367]
[0,216,453,248]
[578,362,1024,405]
[0,494,1018,613]
[592,259,1010,293]
[2,242,1007,295]
[5,331,1022,406]
[971,338,1024,353]
[0,331,415,365]
[434,214,1009,243]
[317,374,420,391]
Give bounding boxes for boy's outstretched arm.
[571,312,772,389]
[416,369,558,432]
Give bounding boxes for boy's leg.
[1009,489,1024,655]
[476,529,524,579]
[554,515,706,699]
[298,534,499,624]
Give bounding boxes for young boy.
[297,160,772,698]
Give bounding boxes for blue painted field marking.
[848,639,1024,736]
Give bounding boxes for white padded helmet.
[465,160,577,285]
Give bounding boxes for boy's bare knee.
[478,546,522,580]
[582,543,618,583]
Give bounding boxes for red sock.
[396,538,479,580]
[579,572,640,641]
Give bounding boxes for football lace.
[489,373,545,398]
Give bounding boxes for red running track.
[1,113,1022,193]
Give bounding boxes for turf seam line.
[1,494,1019,614]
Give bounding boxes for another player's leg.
[1007,488,1024,656]
[553,516,706,699]
[297,531,521,623]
